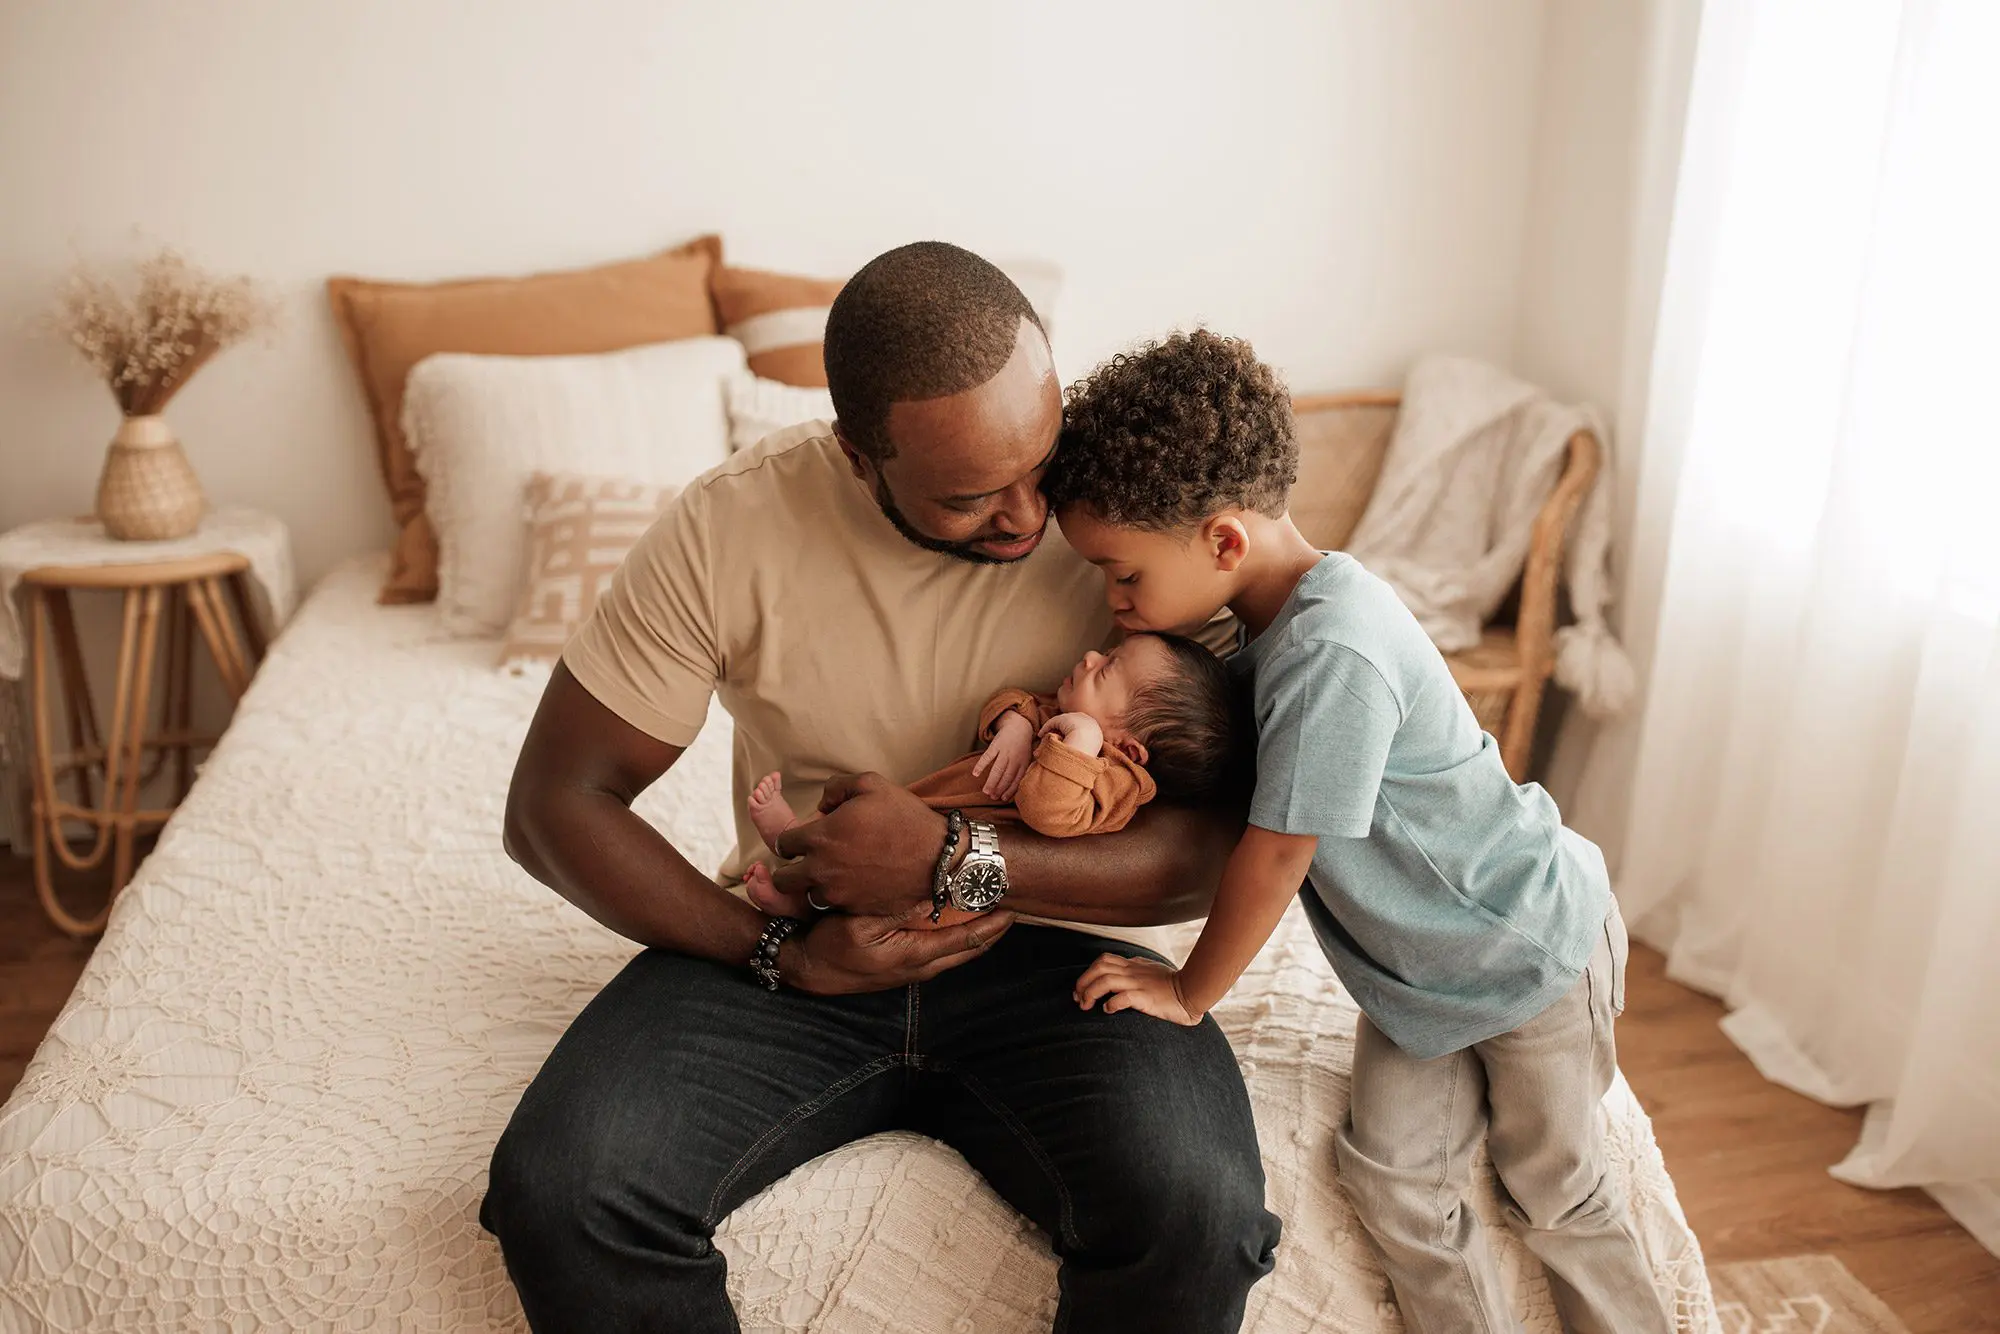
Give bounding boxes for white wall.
[4,0,1703,849]
[1,0,1555,586]
[1533,0,1708,833]
[1512,0,1650,425]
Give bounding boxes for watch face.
[954,860,1008,911]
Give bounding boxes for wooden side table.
[22,550,270,935]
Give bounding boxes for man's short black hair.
[1128,632,1255,807]
[823,242,1045,462]
[1047,329,1296,529]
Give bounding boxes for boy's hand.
[971,710,1036,801]
[1074,953,1202,1025]
[1040,711,1105,757]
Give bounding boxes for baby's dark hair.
[1125,632,1254,807]
[1046,328,1297,530]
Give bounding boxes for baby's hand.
[972,710,1036,801]
[1039,711,1105,757]
[1074,954,1201,1025]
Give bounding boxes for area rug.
[1709,1254,1911,1334]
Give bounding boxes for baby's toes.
[742,863,780,907]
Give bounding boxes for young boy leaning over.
[1049,331,1673,1334]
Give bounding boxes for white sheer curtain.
[1577,0,2000,1253]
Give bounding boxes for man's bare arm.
[771,773,1242,924]
[503,663,767,960]
[505,667,1013,991]
[998,801,1242,925]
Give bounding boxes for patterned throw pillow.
[499,473,678,672]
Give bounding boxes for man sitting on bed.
[483,241,1280,1334]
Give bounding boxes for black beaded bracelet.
[930,809,966,923]
[749,915,802,991]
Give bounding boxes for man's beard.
[873,476,1042,566]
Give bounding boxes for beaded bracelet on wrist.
[749,915,802,991]
[930,808,966,922]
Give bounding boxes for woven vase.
[96,414,205,541]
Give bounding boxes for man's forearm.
[998,802,1242,926]
[505,784,764,963]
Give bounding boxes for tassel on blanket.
[1554,621,1636,720]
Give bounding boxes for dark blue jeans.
[482,925,1280,1333]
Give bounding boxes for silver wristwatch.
[946,820,1009,913]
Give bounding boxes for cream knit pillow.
[403,336,745,638]
[724,370,836,453]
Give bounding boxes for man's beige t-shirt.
[563,422,1170,953]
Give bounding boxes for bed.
[0,557,1720,1332]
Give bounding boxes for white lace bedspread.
[0,558,1718,1333]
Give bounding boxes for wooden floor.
[1,850,100,1100]
[1614,944,2000,1332]
[3,852,1997,1329]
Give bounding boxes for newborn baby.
[743,631,1243,912]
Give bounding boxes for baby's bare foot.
[747,770,797,848]
[743,861,811,917]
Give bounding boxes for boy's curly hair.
[1047,329,1297,530]
[1127,632,1256,807]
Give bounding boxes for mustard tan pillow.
[499,473,680,671]
[710,264,844,387]
[328,235,722,605]
[710,258,1065,391]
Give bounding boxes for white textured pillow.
[404,337,745,637]
[724,370,835,453]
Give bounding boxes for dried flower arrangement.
[50,248,276,416]
[46,248,277,540]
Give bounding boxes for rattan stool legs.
[24,567,265,936]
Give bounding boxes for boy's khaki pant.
[1334,905,1675,1334]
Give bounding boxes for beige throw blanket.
[1346,355,1635,718]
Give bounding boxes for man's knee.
[1094,1135,1281,1283]
[482,1096,704,1264]
[482,1107,577,1249]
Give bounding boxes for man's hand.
[1074,953,1202,1025]
[769,772,947,917]
[1040,711,1105,756]
[971,711,1036,801]
[782,908,1016,995]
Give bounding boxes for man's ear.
[1207,515,1252,573]
[833,425,876,486]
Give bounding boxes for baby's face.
[1056,505,1234,635]
[1055,634,1174,726]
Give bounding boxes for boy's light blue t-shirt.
[1234,553,1610,1060]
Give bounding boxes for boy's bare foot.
[747,770,798,848]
